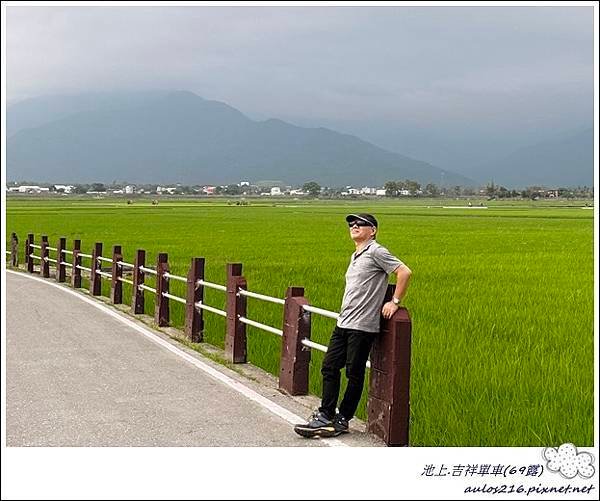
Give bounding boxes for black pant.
[319,326,376,420]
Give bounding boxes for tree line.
[8,179,594,199]
[382,180,594,199]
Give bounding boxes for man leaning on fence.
[294,213,412,438]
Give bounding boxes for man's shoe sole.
[293,425,336,438]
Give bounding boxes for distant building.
[11,185,50,193]
[54,184,75,193]
[376,189,387,196]
[125,185,135,194]
[202,186,216,195]
[270,187,281,196]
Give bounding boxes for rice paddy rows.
[5,198,594,446]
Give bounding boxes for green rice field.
[4,197,595,446]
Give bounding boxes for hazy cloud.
[4,4,594,170]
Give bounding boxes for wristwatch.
[392,296,400,305]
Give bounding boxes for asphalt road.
[6,271,380,447]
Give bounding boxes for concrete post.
[225,263,247,363]
[110,245,123,304]
[56,237,66,282]
[367,285,412,446]
[72,239,82,288]
[279,286,311,395]
[131,249,145,315]
[154,253,170,326]
[41,235,50,278]
[185,257,204,342]
[27,233,34,273]
[90,242,103,296]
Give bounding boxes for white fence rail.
[302,304,340,320]
[238,288,285,305]
[238,316,283,336]
[195,301,227,317]
[163,272,187,283]
[197,279,226,292]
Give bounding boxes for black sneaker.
[333,414,349,435]
[293,410,336,438]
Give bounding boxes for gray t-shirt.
[336,240,404,333]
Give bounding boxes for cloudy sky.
[4,3,596,172]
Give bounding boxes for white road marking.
[6,270,347,447]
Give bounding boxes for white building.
[13,186,49,193]
[54,184,75,193]
[376,189,387,196]
[125,185,135,194]
[270,187,281,196]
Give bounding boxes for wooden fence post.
[110,245,123,304]
[90,242,102,296]
[225,263,247,363]
[72,239,82,288]
[27,233,34,273]
[41,235,50,278]
[131,249,145,314]
[56,237,67,282]
[24,237,29,270]
[279,286,311,395]
[367,286,412,446]
[10,232,19,267]
[185,257,204,342]
[154,253,170,326]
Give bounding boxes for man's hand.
[381,301,399,319]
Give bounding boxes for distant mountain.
[6,90,171,138]
[6,91,473,187]
[472,128,594,188]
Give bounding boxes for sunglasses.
[348,220,372,228]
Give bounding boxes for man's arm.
[382,264,412,319]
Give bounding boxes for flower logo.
[543,443,595,479]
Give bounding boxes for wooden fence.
[6,232,412,446]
